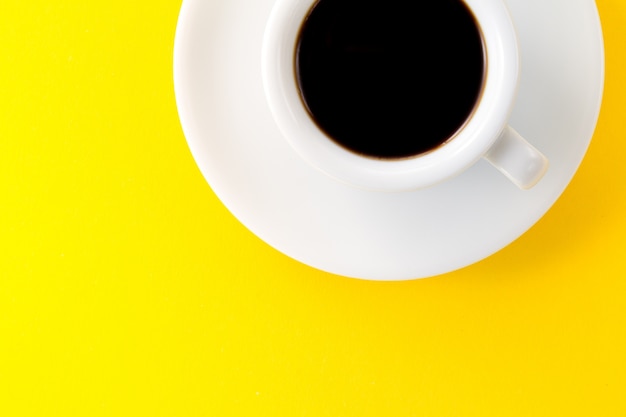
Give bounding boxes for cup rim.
[262,0,520,192]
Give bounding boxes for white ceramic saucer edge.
[173,0,604,281]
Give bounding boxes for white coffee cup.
[262,0,548,191]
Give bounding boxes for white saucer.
[174,0,604,280]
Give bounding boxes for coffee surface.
[295,0,485,159]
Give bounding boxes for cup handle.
[483,125,549,190]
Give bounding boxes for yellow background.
[1,1,624,415]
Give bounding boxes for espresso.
[295,0,485,159]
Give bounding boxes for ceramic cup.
[262,0,549,192]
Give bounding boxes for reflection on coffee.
[295,0,485,159]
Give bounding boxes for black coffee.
[295,0,485,159]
